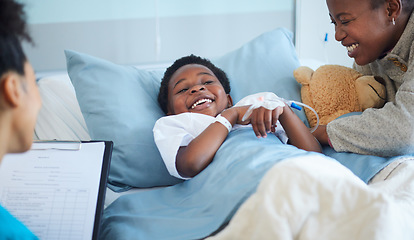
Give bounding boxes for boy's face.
[167,64,232,117]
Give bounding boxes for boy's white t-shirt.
[153,112,288,180]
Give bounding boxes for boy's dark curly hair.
[0,0,32,77]
[158,54,231,114]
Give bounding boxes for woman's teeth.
[346,43,359,53]
[191,98,212,109]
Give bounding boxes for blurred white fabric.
[34,74,90,141]
[207,155,414,240]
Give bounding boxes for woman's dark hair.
[0,0,32,77]
[158,54,231,114]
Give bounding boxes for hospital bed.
[34,28,414,239]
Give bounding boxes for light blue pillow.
[65,27,303,191]
[215,29,300,101]
[214,27,306,122]
[65,50,181,191]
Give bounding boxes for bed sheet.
[34,69,414,239]
[100,127,321,239]
[103,154,414,209]
[99,125,413,239]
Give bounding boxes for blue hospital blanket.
[100,127,320,239]
[100,127,404,239]
[323,146,413,183]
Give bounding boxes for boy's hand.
[249,106,284,138]
[220,105,250,126]
[233,105,251,125]
[221,105,285,138]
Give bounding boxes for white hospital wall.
[20,0,295,72]
[295,0,353,68]
[21,0,353,72]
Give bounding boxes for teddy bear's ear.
[355,76,387,110]
[293,66,314,85]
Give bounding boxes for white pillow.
[34,74,91,141]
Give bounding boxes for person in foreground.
[0,0,42,238]
[154,55,321,179]
[313,0,414,157]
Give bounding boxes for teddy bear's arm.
[355,76,387,110]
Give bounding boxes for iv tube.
[282,99,320,133]
[289,101,319,133]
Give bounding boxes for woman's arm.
[176,107,248,178]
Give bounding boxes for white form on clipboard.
[0,141,112,240]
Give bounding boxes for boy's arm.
[176,107,248,178]
[278,106,322,153]
[312,125,329,145]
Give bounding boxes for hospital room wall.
[21,0,294,72]
[295,0,353,67]
[20,0,353,72]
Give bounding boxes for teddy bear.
[293,64,387,128]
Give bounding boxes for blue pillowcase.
[66,50,180,191]
[215,28,306,122]
[65,27,303,191]
[214,28,304,123]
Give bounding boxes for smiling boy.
[155,55,321,179]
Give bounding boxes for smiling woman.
[327,0,400,65]
[311,0,414,157]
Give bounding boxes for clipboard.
[93,141,112,240]
[0,140,113,240]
